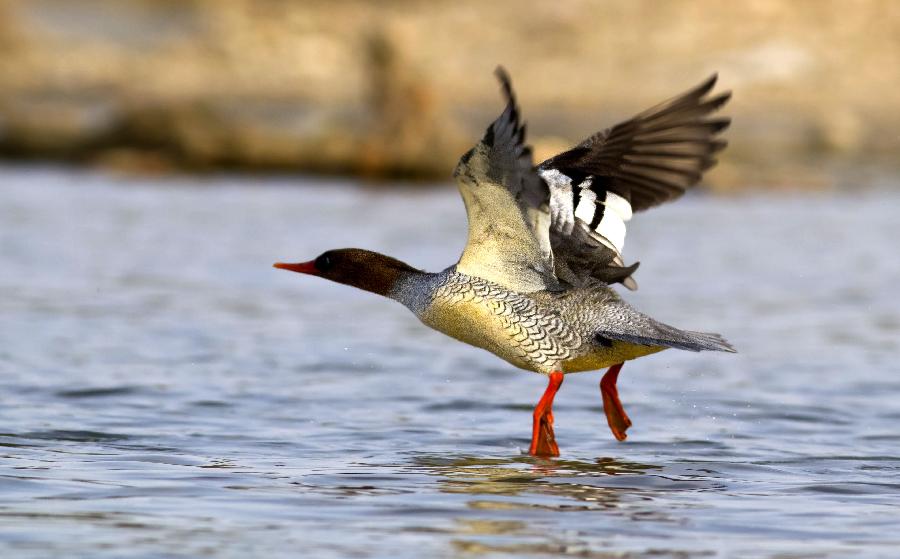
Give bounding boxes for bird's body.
[275,67,735,456]
[392,267,726,375]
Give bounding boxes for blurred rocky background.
[0,0,898,189]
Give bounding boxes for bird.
[275,67,735,457]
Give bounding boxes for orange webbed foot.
[600,363,631,441]
[529,371,564,457]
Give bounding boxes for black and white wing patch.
[540,168,638,289]
[537,74,731,289]
[541,169,633,255]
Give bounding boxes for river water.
[1,166,899,558]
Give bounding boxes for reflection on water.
[410,454,710,556]
[1,167,900,558]
[414,454,663,501]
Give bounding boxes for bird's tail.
[676,330,736,353]
[602,323,736,353]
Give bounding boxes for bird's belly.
[562,342,666,373]
[419,297,570,373]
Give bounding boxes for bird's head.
[274,248,419,297]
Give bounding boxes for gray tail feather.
[604,325,737,353]
[678,330,737,353]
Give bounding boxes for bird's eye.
[314,253,333,271]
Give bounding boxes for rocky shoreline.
[1,0,898,189]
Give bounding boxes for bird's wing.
[454,67,558,292]
[537,74,731,289]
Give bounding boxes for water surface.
[1,166,899,558]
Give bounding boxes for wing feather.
[537,74,731,289]
[454,67,556,292]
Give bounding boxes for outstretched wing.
[537,74,731,289]
[454,67,558,292]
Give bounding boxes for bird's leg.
[530,371,565,457]
[600,363,631,441]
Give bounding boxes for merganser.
[275,67,735,457]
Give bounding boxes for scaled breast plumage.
[426,272,581,370]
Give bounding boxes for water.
[1,166,899,558]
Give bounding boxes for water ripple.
[2,169,900,558]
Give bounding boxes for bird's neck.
[386,268,445,315]
[344,254,425,299]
